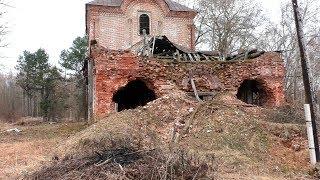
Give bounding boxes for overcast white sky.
[0,0,288,72]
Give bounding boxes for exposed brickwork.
[86,0,286,119]
[90,46,286,119]
[86,0,196,51]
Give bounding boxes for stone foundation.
[90,46,286,119]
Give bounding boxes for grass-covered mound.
[27,92,312,179]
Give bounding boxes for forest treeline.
[0,37,88,122]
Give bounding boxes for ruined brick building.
[86,0,286,119]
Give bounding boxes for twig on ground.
[94,148,156,167]
[117,163,125,173]
[192,166,201,180]
[95,158,112,167]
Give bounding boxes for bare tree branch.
[195,0,266,59]
[256,0,320,100]
[0,0,8,49]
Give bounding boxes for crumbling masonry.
[85,0,286,119]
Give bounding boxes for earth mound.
[27,92,313,179]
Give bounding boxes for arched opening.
[139,14,150,35]
[112,80,156,112]
[236,80,266,106]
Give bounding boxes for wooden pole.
[292,0,320,162]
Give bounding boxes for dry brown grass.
[178,101,311,178]
[0,121,88,179]
[28,147,213,180]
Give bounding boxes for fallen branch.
[192,166,201,180]
[171,104,204,146]
[190,78,202,102]
[95,158,112,167]
[94,148,156,167]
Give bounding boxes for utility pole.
[292,0,320,163]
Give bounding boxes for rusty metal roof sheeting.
[87,0,195,12]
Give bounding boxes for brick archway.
[236,79,268,106]
[112,79,157,112]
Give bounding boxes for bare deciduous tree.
[0,0,8,49]
[257,0,320,101]
[0,73,25,121]
[195,0,265,59]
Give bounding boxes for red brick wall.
[86,0,195,51]
[90,47,286,119]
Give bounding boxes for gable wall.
[87,0,195,51]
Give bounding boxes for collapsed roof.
[137,36,266,62]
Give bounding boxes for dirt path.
[0,121,87,179]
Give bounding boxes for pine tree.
[60,36,88,120]
[16,49,62,120]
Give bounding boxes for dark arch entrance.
[112,80,156,112]
[236,80,266,106]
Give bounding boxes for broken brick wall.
[91,47,285,119]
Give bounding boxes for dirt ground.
[0,120,88,179]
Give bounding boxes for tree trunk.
[293,69,298,101]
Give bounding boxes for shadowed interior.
[237,80,266,106]
[113,80,156,112]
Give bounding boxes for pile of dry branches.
[28,146,211,180]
